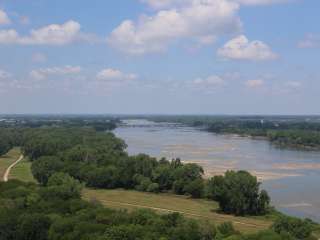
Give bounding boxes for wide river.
[114,119,320,221]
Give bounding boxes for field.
[9,157,36,183]
[0,147,21,181]
[83,188,273,233]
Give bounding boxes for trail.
[3,155,24,182]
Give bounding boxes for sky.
[0,0,319,115]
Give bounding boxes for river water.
[114,119,320,221]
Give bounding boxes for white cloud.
[217,35,277,61]
[245,79,264,88]
[21,20,81,45]
[0,9,10,25]
[141,0,289,9]
[140,0,191,9]
[0,69,11,80]
[235,0,289,5]
[286,81,301,88]
[30,66,82,80]
[109,0,242,54]
[191,75,225,91]
[0,20,82,45]
[97,68,137,81]
[298,34,320,48]
[0,29,19,44]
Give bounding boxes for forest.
[1,178,316,240]
[0,120,319,239]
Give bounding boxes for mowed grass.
[9,157,36,183]
[0,147,21,181]
[83,188,273,233]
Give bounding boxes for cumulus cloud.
[286,81,302,89]
[298,34,320,48]
[0,69,11,80]
[0,29,19,44]
[30,66,82,80]
[0,20,83,45]
[97,68,137,81]
[245,79,264,88]
[108,0,242,54]
[140,0,191,9]
[217,35,277,61]
[190,75,225,92]
[235,0,289,5]
[0,9,10,25]
[141,0,289,9]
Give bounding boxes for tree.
[31,156,64,185]
[0,138,10,156]
[183,179,204,198]
[206,171,270,216]
[272,216,313,239]
[44,172,83,200]
[17,214,51,240]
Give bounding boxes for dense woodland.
[0,118,319,239]
[0,178,316,240]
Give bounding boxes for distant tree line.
[150,116,320,150]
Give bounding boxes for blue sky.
[0,0,319,114]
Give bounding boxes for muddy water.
[114,119,320,221]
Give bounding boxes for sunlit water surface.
[114,120,320,221]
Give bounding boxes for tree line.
[149,116,320,150]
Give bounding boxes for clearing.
[83,188,273,233]
[0,148,22,181]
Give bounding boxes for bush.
[217,222,238,238]
[272,216,313,239]
[147,183,160,193]
[183,179,204,198]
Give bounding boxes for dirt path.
[3,155,24,182]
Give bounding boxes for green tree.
[31,156,64,185]
[17,214,51,240]
[272,216,313,239]
[45,172,83,200]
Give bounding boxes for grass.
[0,147,21,181]
[9,157,36,183]
[83,188,273,233]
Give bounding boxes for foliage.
[272,216,314,239]
[206,171,270,216]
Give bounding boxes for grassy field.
[0,147,21,181]
[83,188,273,233]
[9,157,36,183]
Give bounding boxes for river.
[114,119,320,221]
